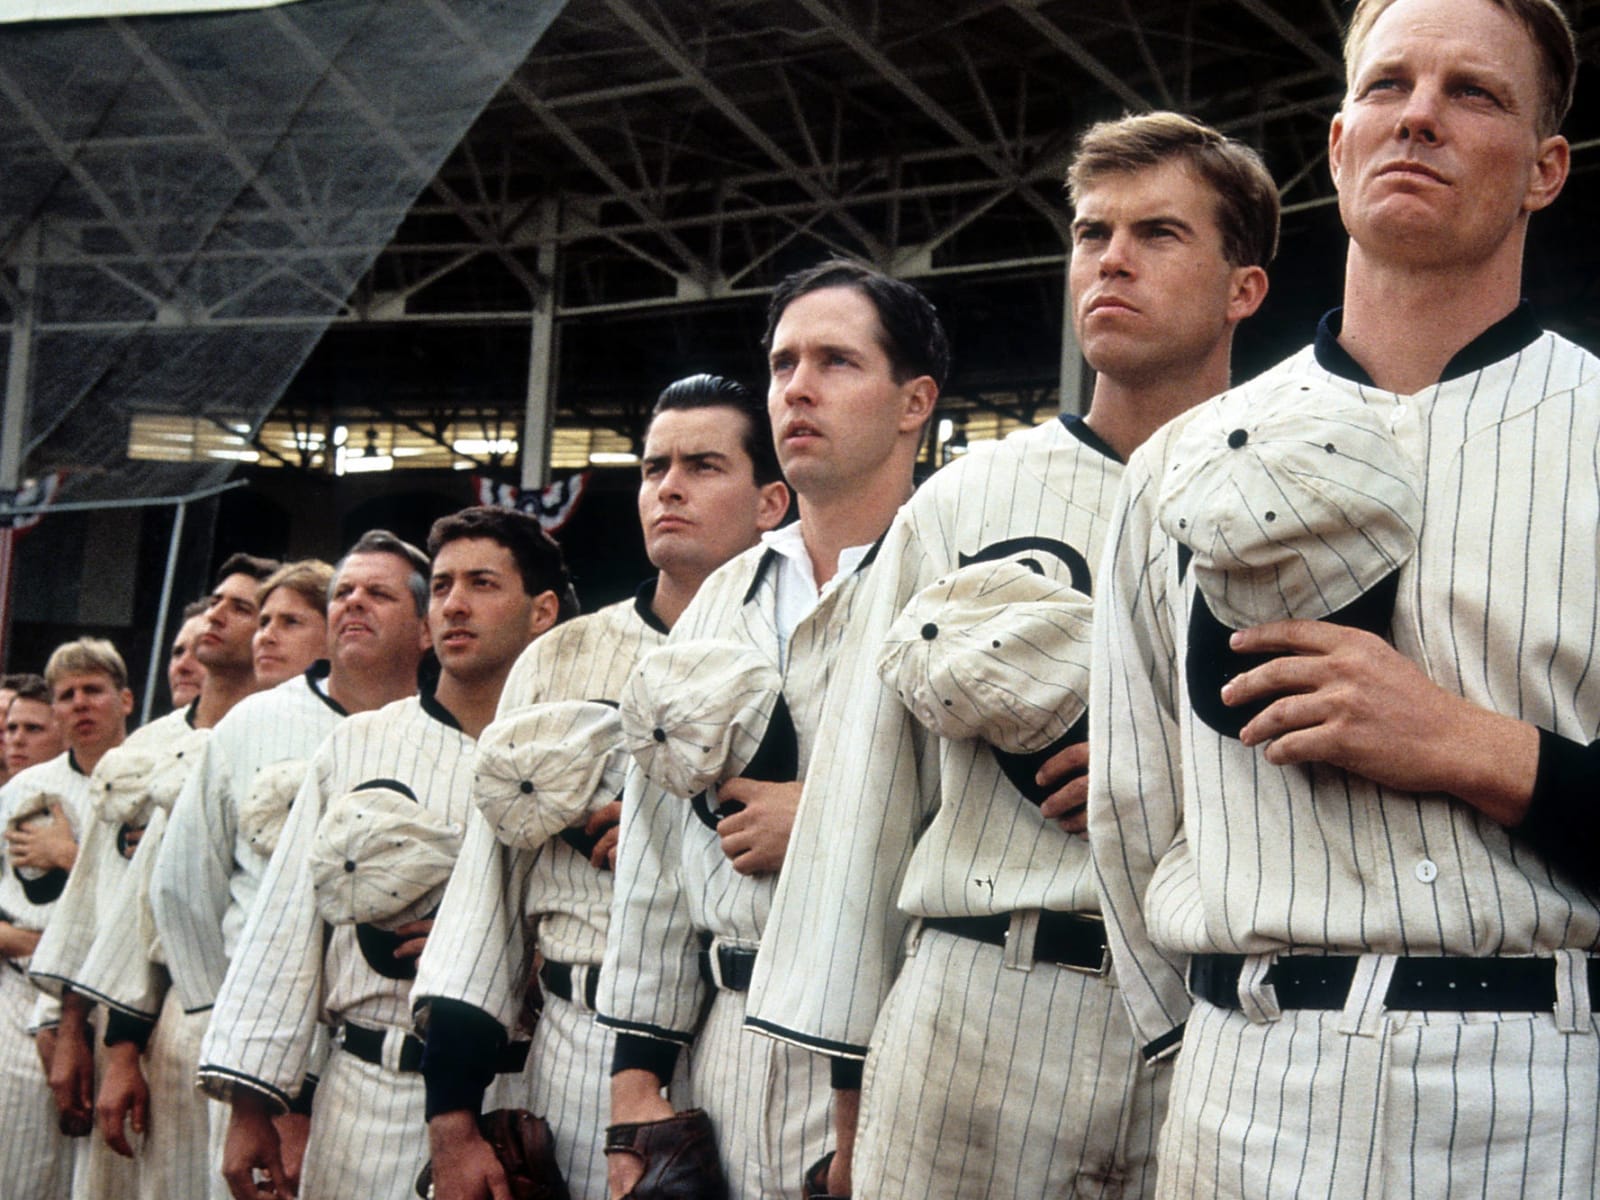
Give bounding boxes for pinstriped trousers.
[0,965,72,1199]
[1159,992,1600,1199]
[854,926,1165,1200]
[298,1046,427,1200]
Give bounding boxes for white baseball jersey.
[1090,319,1600,1197]
[413,591,666,1200]
[599,537,876,1198]
[747,417,1164,1198]
[0,756,95,1200]
[151,664,346,1015]
[198,685,475,1199]
[28,706,197,1004]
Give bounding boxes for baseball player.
[413,374,790,1200]
[745,115,1276,1198]
[12,639,136,1199]
[599,260,942,1200]
[167,601,212,712]
[1089,1,1600,1195]
[199,508,571,1200]
[3,675,65,781]
[31,556,275,1200]
[153,534,429,1198]
[74,559,334,1200]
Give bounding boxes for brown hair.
[256,559,335,616]
[1066,112,1280,268]
[1343,0,1576,138]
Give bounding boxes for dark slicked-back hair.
[1067,112,1281,269]
[426,506,579,623]
[2,674,50,706]
[1344,0,1576,138]
[763,259,951,389]
[337,530,430,617]
[651,373,784,487]
[214,552,279,588]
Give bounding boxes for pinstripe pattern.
[0,755,93,1199]
[414,597,663,1200]
[28,708,196,1002]
[852,927,1164,1199]
[69,1005,140,1200]
[1090,335,1600,1197]
[297,1050,428,1198]
[746,419,1161,1198]
[152,669,345,1015]
[198,692,474,1152]
[600,543,874,1198]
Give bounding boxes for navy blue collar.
[304,660,347,717]
[1313,301,1543,387]
[633,577,670,636]
[1058,412,1124,464]
[415,657,461,732]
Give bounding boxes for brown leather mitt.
[415,1109,569,1200]
[603,1108,729,1200]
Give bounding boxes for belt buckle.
[1063,943,1112,978]
[706,942,730,991]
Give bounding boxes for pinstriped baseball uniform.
[151,667,345,1199]
[0,755,95,1200]
[413,590,666,1200]
[599,536,876,1199]
[1090,318,1600,1198]
[52,710,213,1200]
[747,417,1165,1199]
[198,685,476,1200]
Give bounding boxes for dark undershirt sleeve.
[829,1055,863,1090]
[1515,729,1600,890]
[103,1009,155,1052]
[421,999,506,1121]
[610,1032,681,1084]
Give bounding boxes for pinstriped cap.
[620,640,784,799]
[89,742,163,827]
[877,560,1095,755]
[474,700,629,851]
[1157,375,1423,630]
[308,779,461,930]
[239,757,310,859]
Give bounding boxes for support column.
[520,198,560,492]
[1058,268,1086,415]
[0,223,39,668]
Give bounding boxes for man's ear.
[117,690,135,718]
[1226,264,1269,324]
[1523,134,1570,215]
[898,376,939,434]
[528,590,562,638]
[755,481,790,533]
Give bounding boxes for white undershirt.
[760,521,873,666]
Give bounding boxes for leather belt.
[340,1021,529,1074]
[539,959,600,1010]
[699,940,758,992]
[1190,953,1600,1012]
[339,1022,423,1072]
[922,911,1110,975]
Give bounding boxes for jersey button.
[1414,859,1438,884]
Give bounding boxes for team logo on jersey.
[958,537,1093,595]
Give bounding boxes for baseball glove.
[604,1108,728,1200]
[415,1109,569,1200]
[803,1150,848,1198]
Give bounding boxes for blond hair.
[257,559,335,616]
[45,637,129,693]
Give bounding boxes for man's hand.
[608,1069,675,1199]
[34,1026,57,1077]
[96,1041,149,1157]
[6,803,77,870]
[1225,621,1539,825]
[428,1110,511,1200]
[585,801,622,871]
[1035,742,1091,835]
[47,996,94,1135]
[715,779,802,875]
[273,1113,311,1195]
[391,917,434,962]
[0,920,41,960]
[223,1091,292,1199]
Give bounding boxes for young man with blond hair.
[1091,2,1596,1195]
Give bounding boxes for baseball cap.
[620,640,793,800]
[90,743,163,827]
[238,758,310,859]
[475,700,629,851]
[1158,376,1423,738]
[308,778,461,931]
[7,789,70,904]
